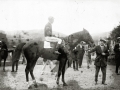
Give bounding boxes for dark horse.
[0,41,8,71]
[12,29,94,88]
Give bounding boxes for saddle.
[44,36,62,49]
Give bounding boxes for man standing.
[89,39,109,85]
[85,45,92,69]
[114,37,120,75]
[75,41,85,68]
[73,47,79,71]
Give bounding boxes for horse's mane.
[63,29,90,43]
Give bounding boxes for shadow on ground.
[28,80,85,90]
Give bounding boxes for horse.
[0,41,8,71]
[12,29,94,89]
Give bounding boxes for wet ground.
[0,56,120,90]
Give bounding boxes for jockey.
[44,16,62,54]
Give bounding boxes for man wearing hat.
[88,39,109,85]
[114,37,120,75]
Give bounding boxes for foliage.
[110,24,120,41]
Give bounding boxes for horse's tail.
[11,43,26,72]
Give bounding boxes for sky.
[0,0,120,35]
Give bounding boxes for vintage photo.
[0,0,120,90]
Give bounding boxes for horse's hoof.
[63,83,68,86]
[34,84,38,88]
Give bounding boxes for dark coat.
[57,45,68,60]
[114,44,120,64]
[72,49,77,61]
[75,45,85,59]
[44,22,52,37]
[89,45,109,67]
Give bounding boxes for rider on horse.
[44,16,62,54]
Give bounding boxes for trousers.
[95,66,106,83]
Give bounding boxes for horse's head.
[81,29,94,47]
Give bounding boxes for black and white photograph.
[0,0,120,90]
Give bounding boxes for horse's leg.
[49,60,52,69]
[30,70,38,88]
[25,66,31,89]
[41,60,47,75]
[62,58,67,86]
[30,59,38,88]
[49,60,54,75]
[56,59,63,85]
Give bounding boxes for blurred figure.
[75,41,85,68]
[73,47,79,71]
[85,45,92,69]
[114,37,120,75]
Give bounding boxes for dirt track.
[0,57,120,90]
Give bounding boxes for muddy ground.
[0,56,120,90]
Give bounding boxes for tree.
[110,24,120,42]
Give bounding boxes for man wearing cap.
[114,37,120,75]
[88,39,109,85]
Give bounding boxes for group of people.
[72,39,108,85]
[72,41,85,71]
[43,16,108,85]
[72,37,120,85]
[43,16,120,86]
